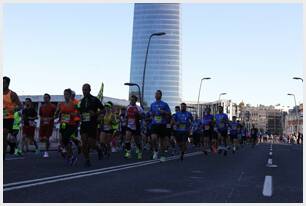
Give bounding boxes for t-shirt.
[173,111,193,132]
[202,114,214,131]
[39,103,56,126]
[150,100,171,125]
[126,104,143,130]
[59,102,76,126]
[229,121,239,135]
[22,108,37,127]
[215,113,229,132]
[78,94,104,126]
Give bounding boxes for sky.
[3,3,303,108]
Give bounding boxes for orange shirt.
[59,102,76,125]
[39,103,56,125]
[3,90,16,119]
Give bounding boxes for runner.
[172,102,193,161]
[169,106,180,156]
[3,76,22,160]
[21,98,39,154]
[119,107,127,151]
[250,124,259,148]
[56,89,78,165]
[99,101,115,159]
[39,93,56,158]
[111,108,120,153]
[215,106,229,156]
[149,90,171,162]
[8,110,22,155]
[191,114,202,147]
[124,95,144,159]
[201,107,215,155]
[229,116,239,154]
[71,91,82,154]
[78,83,104,167]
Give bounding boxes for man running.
[229,116,239,154]
[119,107,127,151]
[215,106,229,156]
[3,76,22,160]
[71,91,82,154]
[78,83,104,167]
[149,90,171,162]
[250,124,259,148]
[172,103,193,161]
[22,98,39,154]
[169,106,180,155]
[39,93,56,158]
[191,114,202,147]
[124,95,144,159]
[201,107,215,155]
[56,89,78,165]
[11,110,22,156]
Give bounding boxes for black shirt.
[79,94,104,126]
[22,108,37,126]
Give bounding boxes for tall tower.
[129,3,182,111]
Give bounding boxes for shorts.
[39,123,54,139]
[80,124,98,138]
[203,130,213,139]
[11,129,19,137]
[3,119,14,133]
[230,134,238,141]
[175,131,189,143]
[126,127,141,136]
[23,125,36,138]
[151,124,167,138]
[60,125,77,145]
[193,132,202,143]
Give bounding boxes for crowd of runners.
[4,76,263,167]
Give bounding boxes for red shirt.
[39,103,56,126]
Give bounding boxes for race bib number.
[128,118,136,130]
[82,113,91,122]
[204,125,210,130]
[154,115,162,123]
[179,124,186,129]
[166,123,171,129]
[43,118,50,125]
[103,124,112,131]
[62,114,71,123]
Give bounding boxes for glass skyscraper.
[129,3,182,111]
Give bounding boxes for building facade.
[129,3,182,111]
[285,104,303,135]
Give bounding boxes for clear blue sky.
[3,3,303,108]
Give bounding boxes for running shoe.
[43,151,49,158]
[153,152,158,160]
[124,150,131,159]
[160,156,166,162]
[70,155,78,166]
[137,152,142,160]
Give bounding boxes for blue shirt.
[150,100,171,125]
[201,114,214,131]
[173,111,193,132]
[215,113,229,132]
[229,121,239,135]
[192,119,202,133]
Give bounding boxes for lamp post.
[124,82,143,109]
[141,32,166,105]
[293,77,303,82]
[197,77,211,117]
[219,92,227,101]
[287,93,299,134]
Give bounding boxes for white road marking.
[262,176,273,197]
[269,152,272,156]
[267,158,272,165]
[5,157,25,161]
[4,151,202,191]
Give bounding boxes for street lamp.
[141,32,166,105]
[197,77,211,117]
[287,93,299,134]
[219,92,227,101]
[293,77,303,82]
[124,82,143,109]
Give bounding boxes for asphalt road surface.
[3,143,303,203]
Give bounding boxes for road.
[3,143,303,203]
